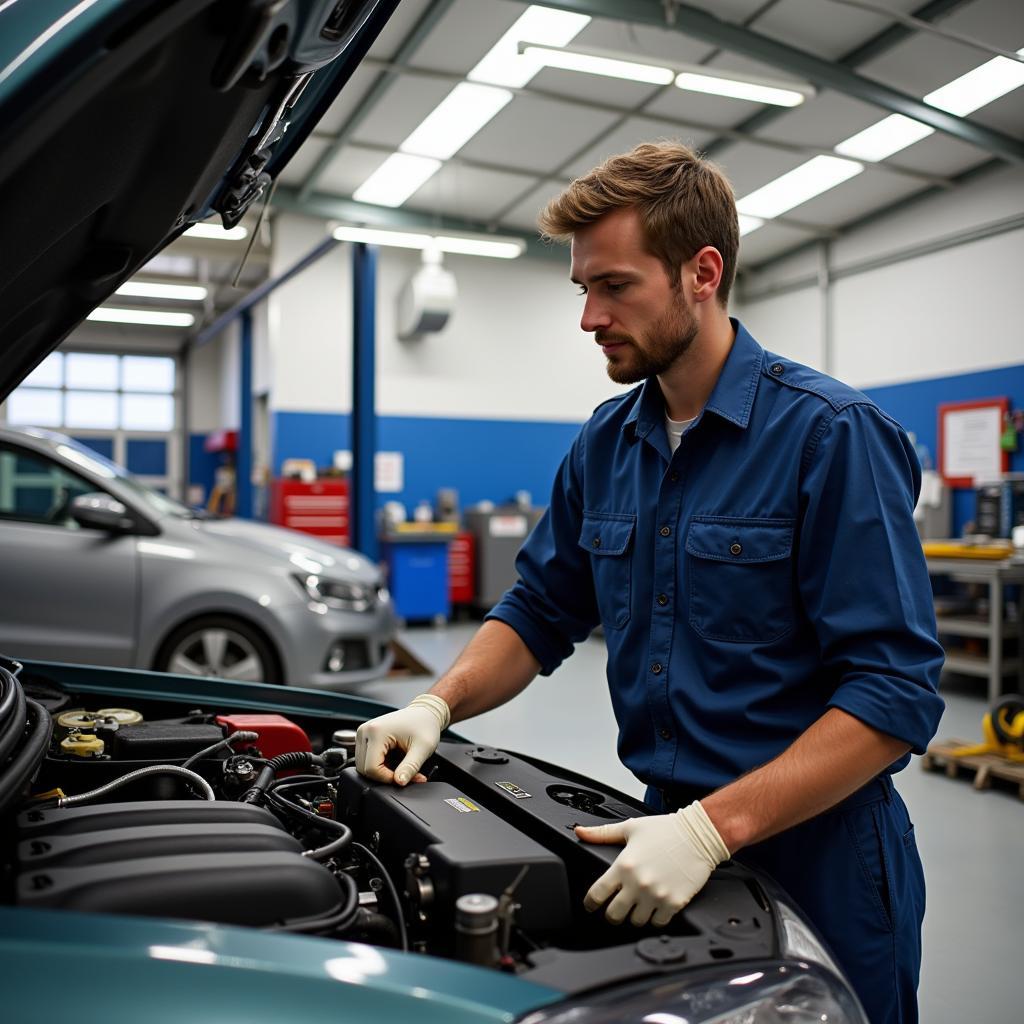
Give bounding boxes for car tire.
[154,616,283,684]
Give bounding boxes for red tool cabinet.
[269,478,349,546]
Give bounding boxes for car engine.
[1,657,786,994]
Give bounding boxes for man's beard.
[598,292,699,385]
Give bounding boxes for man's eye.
[576,286,587,296]
[606,282,627,293]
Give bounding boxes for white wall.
[187,336,223,433]
[738,165,1024,389]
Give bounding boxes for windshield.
[50,434,194,519]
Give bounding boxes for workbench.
[926,555,1024,702]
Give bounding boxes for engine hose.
[270,870,360,934]
[354,841,408,952]
[58,764,216,806]
[0,699,53,815]
[0,671,28,766]
[240,750,321,805]
[180,730,260,769]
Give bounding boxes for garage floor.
[353,623,1021,1024]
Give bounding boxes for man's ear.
[691,246,724,304]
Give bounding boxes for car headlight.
[296,574,380,613]
[516,960,867,1024]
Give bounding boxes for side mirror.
[70,493,136,533]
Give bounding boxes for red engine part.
[216,714,312,760]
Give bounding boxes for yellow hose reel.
[951,695,1024,763]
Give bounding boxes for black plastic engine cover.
[17,800,280,836]
[337,769,571,934]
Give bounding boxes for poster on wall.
[938,397,1009,487]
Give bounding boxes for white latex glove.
[355,694,451,786]
[575,801,730,927]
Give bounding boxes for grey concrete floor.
[350,623,1023,1023]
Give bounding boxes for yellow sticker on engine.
[444,796,480,813]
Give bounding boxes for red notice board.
[938,397,1009,487]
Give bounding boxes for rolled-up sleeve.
[798,403,945,753]
[485,429,599,675]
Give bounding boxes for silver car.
[0,426,395,687]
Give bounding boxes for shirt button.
[659,728,672,741]
[651,662,663,674]
[592,537,601,548]
[657,593,668,606]
[670,471,679,482]
[770,362,784,375]
[660,526,671,537]
[730,542,743,556]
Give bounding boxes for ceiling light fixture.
[352,153,442,208]
[675,69,808,107]
[400,81,514,160]
[115,282,208,301]
[835,44,1024,162]
[738,214,766,237]
[469,6,591,88]
[332,225,524,259]
[86,308,196,327]
[519,43,673,85]
[736,155,863,220]
[184,222,248,241]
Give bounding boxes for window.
[0,446,95,527]
[3,353,177,431]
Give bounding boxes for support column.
[237,311,253,519]
[352,242,377,560]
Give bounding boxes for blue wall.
[188,434,222,505]
[864,362,1023,535]
[271,410,581,512]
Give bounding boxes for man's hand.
[355,694,450,786]
[575,801,730,927]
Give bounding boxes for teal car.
[0,4,867,1022]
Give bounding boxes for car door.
[0,442,139,665]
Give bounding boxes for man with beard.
[356,142,943,1024]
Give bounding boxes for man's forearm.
[430,619,541,723]
[701,707,911,854]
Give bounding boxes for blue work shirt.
[487,320,945,793]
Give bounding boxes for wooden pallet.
[922,738,1024,799]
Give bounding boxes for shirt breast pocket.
[685,516,795,643]
[578,511,635,630]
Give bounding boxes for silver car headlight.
[516,960,867,1024]
[296,574,381,613]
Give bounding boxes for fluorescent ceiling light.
[835,44,1024,162]
[400,82,513,160]
[87,308,195,327]
[925,47,1024,116]
[738,214,765,237]
[521,44,673,86]
[834,114,934,162]
[332,225,524,259]
[675,70,806,107]
[184,222,248,241]
[353,153,442,208]
[736,155,863,219]
[116,281,208,301]
[469,5,590,88]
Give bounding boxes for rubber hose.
[0,674,27,766]
[0,699,53,815]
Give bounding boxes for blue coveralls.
[488,320,945,1024]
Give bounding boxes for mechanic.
[356,141,944,1024]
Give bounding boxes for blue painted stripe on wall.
[864,362,1023,535]
[189,434,222,504]
[273,411,351,472]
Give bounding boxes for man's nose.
[580,293,611,334]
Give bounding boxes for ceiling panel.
[348,73,455,148]
[315,145,398,198]
[528,65,664,109]
[751,89,888,150]
[874,131,994,178]
[684,0,784,22]
[404,162,543,222]
[561,116,720,178]
[966,88,1024,138]
[781,164,925,227]
[459,93,622,174]
[315,64,379,136]
[707,140,808,198]
[277,137,330,186]
[494,180,574,233]
[366,0,433,59]
[643,83,770,133]
[749,0,924,62]
[409,0,526,75]
[736,220,814,268]
[574,15,717,65]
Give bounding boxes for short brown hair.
[538,141,739,306]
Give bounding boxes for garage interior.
[1,1,1022,1021]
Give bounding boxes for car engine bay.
[1,657,785,995]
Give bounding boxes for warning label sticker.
[496,781,532,799]
[444,796,480,813]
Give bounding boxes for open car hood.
[0,0,398,401]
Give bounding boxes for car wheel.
[155,616,281,684]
